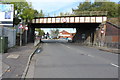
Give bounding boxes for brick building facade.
[104,22,120,48]
[95,22,120,49]
[59,30,75,39]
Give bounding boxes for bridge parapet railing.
[72,11,108,16]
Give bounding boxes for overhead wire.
[46,2,80,16]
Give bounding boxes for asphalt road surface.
[26,39,119,78]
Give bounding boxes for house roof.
[107,18,120,28]
[60,30,70,34]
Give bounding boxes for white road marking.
[110,63,119,68]
[87,54,94,57]
[60,44,71,49]
[37,50,41,53]
[66,46,70,48]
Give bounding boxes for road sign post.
[0,25,3,53]
[20,29,22,46]
[0,36,3,53]
[25,26,28,44]
[19,24,23,46]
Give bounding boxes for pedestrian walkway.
[0,61,10,78]
[67,43,119,54]
[94,46,119,54]
[1,43,37,78]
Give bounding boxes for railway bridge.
[27,16,107,44]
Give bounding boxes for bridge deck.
[32,16,107,24]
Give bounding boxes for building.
[94,18,120,49]
[59,30,75,39]
[104,22,120,48]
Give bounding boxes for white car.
[68,38,72,42]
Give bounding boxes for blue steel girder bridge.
[28,16,107,44]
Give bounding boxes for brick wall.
[106,22,119,36]
[104,22,120,48]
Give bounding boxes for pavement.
[96,47,119,54]
[1,43,38,79]
[71,42,119,54]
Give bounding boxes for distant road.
[26,39,118,78]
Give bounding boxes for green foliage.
[20,8,35,21]
[91,2,118,17]
[35,28,45,36]
[1,0,45,25]
[77,2,92,11]
[59,12,72,16]
[50,29,59,38]
[34,10,39,17]
[73,0,119,17]
[9,0,39,25]
[13,17,21,25]
[39,10,44,17]
[35,10,45,17]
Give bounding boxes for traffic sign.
[19,24,24,29]
[101,30,104,34]
[62,18,67,23]
[25,26,28,30]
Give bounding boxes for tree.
[77,2,92,11]
[34,10,39,17]
[73,0,119,17]
[91,1,119,17]
[50,29,59,39]
[59,12,72,16]
[20,8,37,23]
[34,10,45,18]
[73,1,92,16]
[36,10,44,17]
[47,13,50,17]
[9,0,38,25]
[35,28,45,36]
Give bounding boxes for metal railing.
[73,11,108,16]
